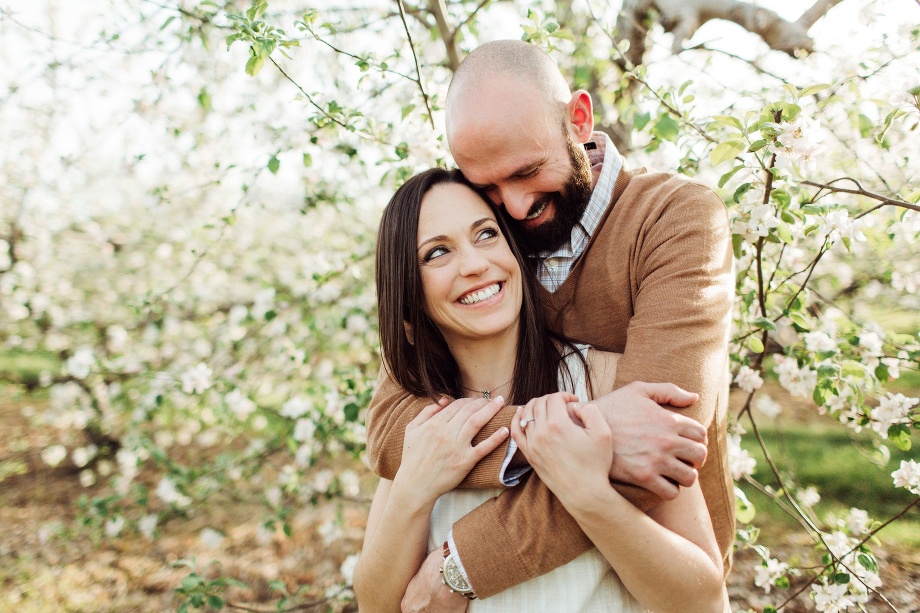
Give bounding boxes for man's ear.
[403,321,415,345]
[566,90,594,143]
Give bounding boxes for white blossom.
[105,515,126,538]
[293,418,316,443]
[139,514,158,540]
[754,557,789,594]
[339,470,360,497]
[66,348,95,379]
[71,444,98,468]
[805,330,838,353]
[317,519,342,546]
[754,394,782,419]
[199,527,224,549]
[280,396,313,419]
[775,355,817,398]
[892,460,920,495]
[734,365,764,393]
[880,357,901,379]
[846,508,871,535]
[727,433,757,480]
[819,210,866,245]
[858,331,884,357]
[41,444,67,467]
[340,553,360,584]
[156,476,191,508]
[812,579,856,612]
[767,115,827,174]
[797,486,821,508]
[181,362,213,394]
[225,390,256,420]
[869,392,918,437]
[79,470,96,487]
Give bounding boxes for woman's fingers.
[457,396,506,440]
[470,425,510,461]
[405,398,449,431]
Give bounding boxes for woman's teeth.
[459,283,501,305]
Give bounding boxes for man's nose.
[498,186,533,220]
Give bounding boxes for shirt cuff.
[446,530,473,591]
[498,438,531,486]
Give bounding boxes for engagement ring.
[519,417,535,429]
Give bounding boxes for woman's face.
[416,182,523,348]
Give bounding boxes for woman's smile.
[458,281,503,305]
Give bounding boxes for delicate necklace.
[460,377,513,399]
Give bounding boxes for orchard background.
[1,0,919,611]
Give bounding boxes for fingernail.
[500,427,509,436]
[493,395,503,404]
[514,406,521,415]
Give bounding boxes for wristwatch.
[439,541,477,600]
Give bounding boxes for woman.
[353,168,725,612]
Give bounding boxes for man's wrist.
[439,541,477,600]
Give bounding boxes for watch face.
[443,557,472,592]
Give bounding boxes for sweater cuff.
[499,439,531,486]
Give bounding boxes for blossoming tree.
[1,0,918,610]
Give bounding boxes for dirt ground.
[2,389,919,612]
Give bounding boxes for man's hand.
[577,381,707,500]
[401,547,469,613]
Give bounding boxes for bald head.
[446,40,572,138]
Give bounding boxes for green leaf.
[302,153,312,167]
[747,139,768,152]
[799,83,832,98]
[772,189,791,208]
[245,54,265,76]
[753,317,776,331]
[833,572,851,585]
[788,312,811,331]
[748,336,764,353]
[718,165,744,188]
[888,424,912,451]
[776,222,794,244]
[858,553,879,573]
[268,156,280,174]
[207,595,225,609]
[181,574,203,591]
[775,575,790,589]
[858,113,873,138]
[652,114,680,142]
[395,142,409,160]
[401,104,416,120]
[344,402,359,422]
[633,111,650,131]
[735,487,756,523]
[732,182,752,203]
[709,139,746,167]
[710,115,745,132]
[731,233,744,259]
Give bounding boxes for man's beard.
[509,135,593,255]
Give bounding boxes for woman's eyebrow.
[417,234,448,251]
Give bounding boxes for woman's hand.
[393,395,509,502]
[511,393,612,499]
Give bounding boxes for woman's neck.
[447,327,518,400]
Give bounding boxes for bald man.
[366,40,735,611]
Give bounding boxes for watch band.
[439,541,477,599]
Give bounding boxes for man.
[366,40,735,610]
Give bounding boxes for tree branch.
[426,0,462,72]
[395,0,436,130]
[801,179,920,215]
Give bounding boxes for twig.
[395,0,436,130]
[802,179,920,214]
[269,57,350,129]
[227,585,350,612]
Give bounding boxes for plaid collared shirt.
[532,132,623,292]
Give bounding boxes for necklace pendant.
[482,391,491,399]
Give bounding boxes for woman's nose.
[457,246,489,276]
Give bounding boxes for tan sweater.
[366,166,735,598]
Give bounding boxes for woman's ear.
[403,321,414,345]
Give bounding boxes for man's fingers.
[672,413,707,443]
[635,381,699,408]
[663,460,699,488]
[645,476,682,501]
[674,439,708,469]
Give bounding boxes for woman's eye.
[423,246,448,262]
[478,227,499,241]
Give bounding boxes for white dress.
[427,346,645,612]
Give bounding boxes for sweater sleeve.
[365,365,517,487]
[609,182,734,510]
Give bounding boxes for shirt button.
[546,259,558,270]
